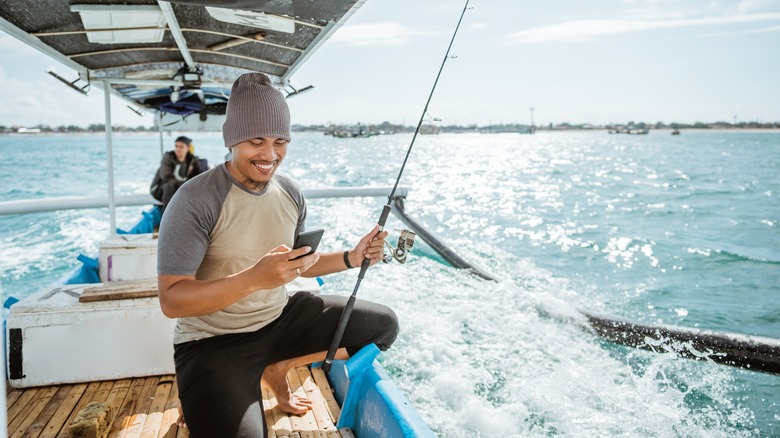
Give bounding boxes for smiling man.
[156,73,399,437]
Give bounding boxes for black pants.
[160,180,184,211]
[173,292,399,438]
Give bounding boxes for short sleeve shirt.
[157,163,306,344]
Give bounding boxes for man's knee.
[374,305,400,351]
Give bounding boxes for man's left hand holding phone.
[289,229,324,278]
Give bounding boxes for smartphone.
[292,229,324,260]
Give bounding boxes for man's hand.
[249,245,320,287]
[347,225,389,268]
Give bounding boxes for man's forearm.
[304,251,355,277]
[158,272,259,318]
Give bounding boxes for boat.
[0,1,436,436]
[3,1,780,436]
[608,126,650,134]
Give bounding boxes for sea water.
[1,130,778,437]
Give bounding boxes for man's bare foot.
[177,404,187,428]
[263,361,313,415]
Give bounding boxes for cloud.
[703,23,780,35]
[505,12,780,43]
[331,22,436,46]
[736,0,778,14]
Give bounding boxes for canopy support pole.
[158,112,164,156]
[103,80,117,236]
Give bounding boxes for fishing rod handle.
[377,204,391,229]
[322,236,378,372]
[357,257,370,279]
[321,294,358,373]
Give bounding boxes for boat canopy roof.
[0,0,364,118]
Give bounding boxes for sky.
[0,0,779,128]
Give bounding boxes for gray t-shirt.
[157,163,306,344]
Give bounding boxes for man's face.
[174,141,188,161]
[228,137,288,191]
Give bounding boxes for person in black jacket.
[150,136,204,213]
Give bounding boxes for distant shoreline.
[2,127,780,136]
[0,128,780,137]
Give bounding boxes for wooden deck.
[6,366,348,438]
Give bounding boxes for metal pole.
[103,80,117,235]
[158,112,164,156]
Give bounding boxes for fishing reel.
[383,229,416,264]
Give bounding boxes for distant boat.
[608,127,649,135]
[671,128,680,135]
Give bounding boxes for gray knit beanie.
[222,73,291,147]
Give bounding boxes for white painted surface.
[6,283,175,388]
[98,234,158,282]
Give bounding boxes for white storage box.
[98,234,158,282]
[6,283,175,388]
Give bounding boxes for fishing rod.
[321,0,472,373]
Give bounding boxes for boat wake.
[322,251,757,437]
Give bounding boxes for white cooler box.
[98,234,158,282]
[6,283,175,388]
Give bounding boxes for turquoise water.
[1,131,778,436]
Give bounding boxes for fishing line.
[322,0,472,373]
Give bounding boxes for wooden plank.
[270,399,292,435]
[310,396,336,433]
[20,384,73,438]
[139,378,173,438]
[157,410,180,438]
[61,380,110,435]
[296,368,335,432]
[295,367,318,393]
[263,382,294,436]
[38,383,88,438]
[8,386,58,438]
[107,377,144,438]
[294,367,324,433]
[93,380,117,404]
[101,378,132,438]
[262,383,276,433]
[79,279,158,303]
[2,378,187,438]
[285,369,307,434]
[7,387,24,408]
[105,379,133,411]
[121,377,160,438]
[310,368,341,422]
[158,376,181,438]
[285,397,317,433]
[7,387,41,426]
[338,427,356,438]
[175,426,189,438]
